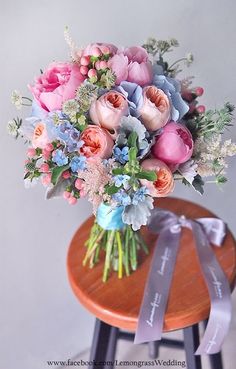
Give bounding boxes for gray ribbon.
[134,208,232,355]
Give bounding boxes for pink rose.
[32,122,50,149]
[89,91,128,131]
[124,46,153,86]
[140,158,174,197]
[82,43,118,56]
[152,121,194,164]
[139,86,170,131]
[80,125,114,159]
[107,54,129,85]
[29,62,85,112]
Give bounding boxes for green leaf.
[216,175,227,185]
[35,148,42,156]
[192,174,204,195]
[127,131,138,148]
[182,178,191,186]
[128,147,138,162]
[104,184,119,195]
[136,170,157,181]
[112,168,125,175]
[51,164,69,185]
[24,172,31,180]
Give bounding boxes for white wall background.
[1,0,236,368]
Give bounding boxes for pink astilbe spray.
[77,158,114,213]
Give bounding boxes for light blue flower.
[112,190,132,206]
[113,146,129,164]
[116,81,143,117]
[49,118,84,153]
[52,149,68,167]
[70,155,86,172]
[113,175,130,188]
[31,100,48,120]
[152,73,189,121]
[56,121,73,141]
[132,186,149,205]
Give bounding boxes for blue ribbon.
[96,203,125,230]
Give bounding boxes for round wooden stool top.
[67,197,236,332]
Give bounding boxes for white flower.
[62,99,80,122]
[178,160,198,184]
[7,120,18,137]
[186,53,194,66]
[24,177,39,189]
[11,90,23,110]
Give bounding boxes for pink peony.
[124,46,152,86]
[107,54,129,85]
[108,46,152,86]
[80,125,114,159]
[140,158,174,197]
[139,86,170,131]
[32,122,50,149]
[29,62,85,112]
[89,91,128,131]
[152,121,194,164]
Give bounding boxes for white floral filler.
[7,33,236,280]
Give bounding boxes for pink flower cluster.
[22,40,206,206]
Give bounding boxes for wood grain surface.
[67,197,236,332]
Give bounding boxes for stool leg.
[183,324,202,369]
[106,326,119,369]
[203,320,224,369]
[89,319,118,369]
[148,341,160,359]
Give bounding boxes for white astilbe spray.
[64,26,82,62]
[194,134,236,178]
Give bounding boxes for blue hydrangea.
[132,186,149,205]
[70,155,86,172]
[113,175,130,188]
[52,149,68,166]
[113,146,129,164]
[56,121,72,141]
[116,81,143,117]
[54,120,84,153]
[112,190,132,206]
[152,73,189,121]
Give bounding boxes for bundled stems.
[83,222,148,282]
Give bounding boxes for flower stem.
[168,57,187,70]
[103,230,115,282]
[116,231,123,279]
[124,227,130,276]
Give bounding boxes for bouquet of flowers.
[8,31,236,281]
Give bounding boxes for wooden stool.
[67,198,236,369]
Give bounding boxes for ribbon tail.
[191,222,232,355]
[134,227,181,344]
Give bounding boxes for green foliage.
[104,184,119,195]
[136,170,157,181]
[182,175,204,195]
[192,175,204,195]
[187,103,234,139]
[51,164,69,185]
[142,37,193,77]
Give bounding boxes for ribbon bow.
[134,208,232,355]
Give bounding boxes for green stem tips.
[83,222,148,282]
